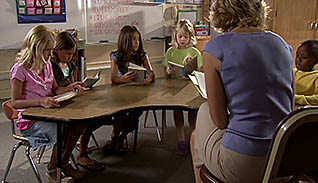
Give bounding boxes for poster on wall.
[16,0,66,24]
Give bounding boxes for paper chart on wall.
[85,0,164,43]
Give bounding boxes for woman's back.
[203,31,294,156]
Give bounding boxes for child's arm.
[52,79,84,95]
[110,60,137,84]
[142,55,155,84]
[11,78,59,109]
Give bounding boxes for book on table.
[128,63,147,83]
[54,91,78,103]
[188,70,207,99]
[83,70,101,90]
[168,55,198,78]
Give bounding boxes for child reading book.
[10,25,86,182]
[51,31,105,171]
[294,40,318,105]
[162,19,203,154]
[103,25,155,153]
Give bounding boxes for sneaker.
[177,140,189,155]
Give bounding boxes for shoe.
[77,156,106,171]
[177,140,189,155]
[46,167,73,183]
[62,163,86,180]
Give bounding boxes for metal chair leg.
[143,110,149,128]
[91,133,99,148]
[152,110,162,142]
[25,145,42,183]
[161,109,167,143]
[70,153,79,170]
[1,142,23,183]
[35,145,46,164]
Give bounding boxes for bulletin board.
[85,0,164,43]
[0,0,84,50]
[16,0,66,24]
[177,9,198,24]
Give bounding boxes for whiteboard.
[85,2,164,43]
[0,0,85,50]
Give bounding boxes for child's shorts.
[20,121,57,149]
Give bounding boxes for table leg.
[56,123,62,183]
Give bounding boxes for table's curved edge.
[22,104,200,124]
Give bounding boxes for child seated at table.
[162,19,203,154]
[10,25,86,182]
[294,40,318,105]
[103,25,155,154]
[51,31,106,171]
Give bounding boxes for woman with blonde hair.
[190,0,294,182]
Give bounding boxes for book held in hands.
[54,91,78,103]
[188,71,207,99]
[168,55,198,78]
[82,71,101,90]
[128,63,147,83]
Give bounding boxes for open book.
[128,63,147,83]
[168,55,198,78]
[83,71,101,90]
[188,71,207,99]
[54,91,77,103]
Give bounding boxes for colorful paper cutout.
[44,7,52,14]
[19,0,26,6]
[36,8,44,14]
[27,8,36,15]
[53,7,61,14]
[53,0,60,7]
[26,0,35,7]
[18,7,26,14]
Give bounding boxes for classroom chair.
[1,100,43,183]
[200,106,318,183]
[143,109,167,143]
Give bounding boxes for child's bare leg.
[62,124,85,165]
[188,110,197,133]
[173,109,185,142]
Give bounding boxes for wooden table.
[22,79,205,183]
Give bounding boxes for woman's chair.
[1,100,43,183]
[200,106,318,183]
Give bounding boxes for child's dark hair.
[53,31,78,63]
[300,40,318,58]
[110,25,146,74]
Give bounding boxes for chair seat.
[200,165,224,183]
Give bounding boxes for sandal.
[77,156,106,171]
[46,166,73,183]
[62,163,86,180]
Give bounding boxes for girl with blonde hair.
[162,19,203,154]
[11,25,86,182]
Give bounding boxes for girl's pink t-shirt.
[10,61,54,130]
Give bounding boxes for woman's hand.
[39,97,60,108]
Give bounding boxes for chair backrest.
[262,106,318,182]
[2,100,21,139]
